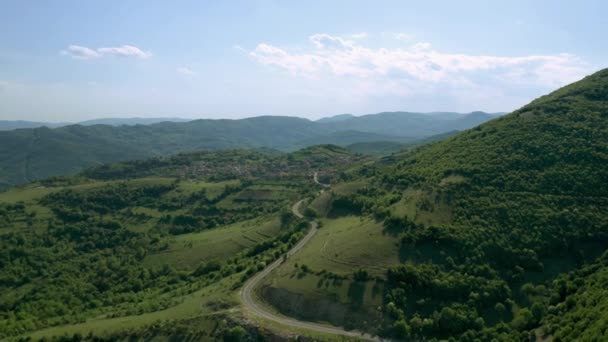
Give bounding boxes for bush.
[224,326,247,342]
[353,269,369,282]
[303,207,318,219]
[512,308,536,330]
[393,319,411,339]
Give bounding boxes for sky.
[0,0,606,122]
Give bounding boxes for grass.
[216,185,298,210]
[168,179,241,200]
[0,183,58,203]
[389,189,453,226]
[309,191,332,216]
[143,216,282,270]
[280,216,400,277]
[331,181,369,196]
[25,272,243,340]
[0,177,176,203]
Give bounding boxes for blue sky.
[0,0,606,122]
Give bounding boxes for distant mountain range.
[0,111,502,188]
[0,120,69,130]
[315,113,356,123]
[0,117,191,130]
[0,112,503,131]
[316,111,503,136]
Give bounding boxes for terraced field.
[144,216,282,270]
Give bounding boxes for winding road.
[313,171,331,188]
[239,174,383,341]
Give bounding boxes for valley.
[1,69,608,341]
[3,2,608,341]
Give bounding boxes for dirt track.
[239,178,384,341]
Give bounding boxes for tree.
[393,319,411,339]
[353,269,369,282]
[224,326,246,342]
[512,308,535,330]
[531,302,545,322]
[193,261,221,277]
[280,210,295,228]
[494,302,506,320]
[303,207,318,219]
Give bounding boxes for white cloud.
[97,45,151,59]
[61,45,101,60]
[177,66,196,76]
[61,44,151,60]
[248,33,590,91]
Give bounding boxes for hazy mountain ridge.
[76,117,192,126]
[0,120,67,130]
[0,118,191,131]
[0,111,501,131]
[315,113,355,123]
[0,111,499,189]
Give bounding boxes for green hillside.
[255,69,608,340]
[345,131,460,156]
[0,146,367,340]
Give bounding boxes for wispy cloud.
[61,45,101,60]
[233,45,248,54]
[97,45,151,58]
[61,44,151,60]
[176,66,196,76]
[248,33,590,91]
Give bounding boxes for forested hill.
[385,69,608,195]
[333,68,608,340]
[0,145,367,339]
[0,111,498,189]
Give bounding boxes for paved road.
[239,178,383,341]
[313,171,330,188]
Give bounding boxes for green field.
[278,216,399,276]
[144,216,282,270]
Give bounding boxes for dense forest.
[330,69,608,340]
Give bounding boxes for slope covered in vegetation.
[3,67,608,341]
[0,146,366,339]
[323,68,608,340]
[250,69,608,340]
